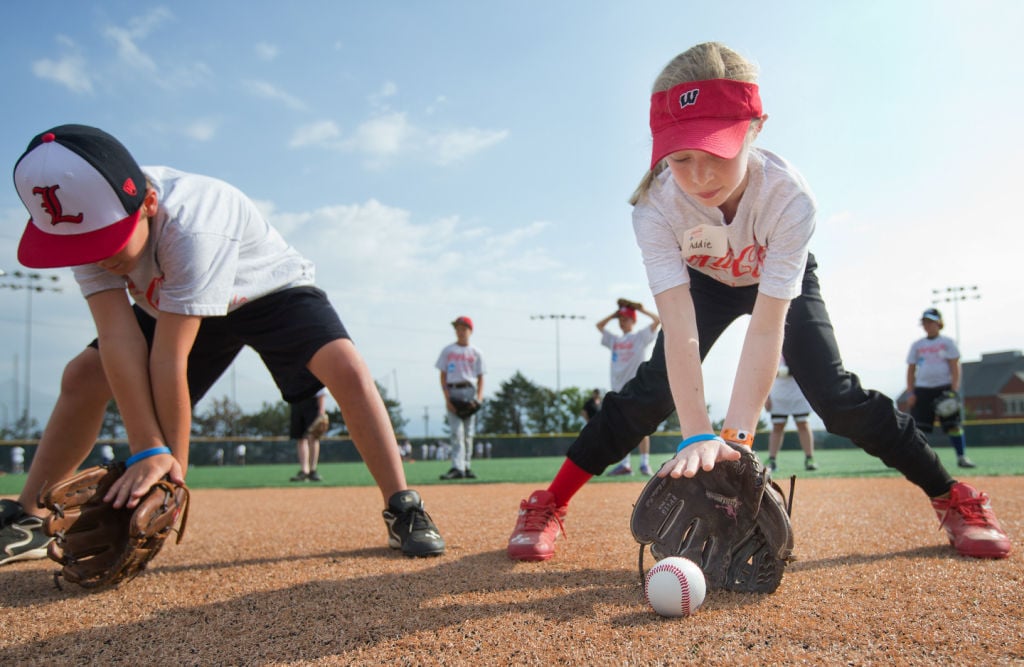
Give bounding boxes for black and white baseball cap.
[13,124,146,269]
[921,307,943,322]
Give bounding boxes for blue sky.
[1,1,1021,436]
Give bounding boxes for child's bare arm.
[722,293,789,433]
[652,285,739,478]
[149,312,203,467]
[87,290,181,508]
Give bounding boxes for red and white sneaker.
[931,482,1011,559]
[507,490,567,561]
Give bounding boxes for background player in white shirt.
[597,301,660,476]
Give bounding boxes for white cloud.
[293,111,508,168]
[424,95,447,115]
[255,42,279,61]
[289,120,341,148]
[344,112,414,165]
[429,127,510,165]
[182,119,218,141]
[103,8,173,73]
[31,55,93,94]
[242,79,306,110]
[368,81,398,108]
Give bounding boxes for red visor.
[649,79,762,168]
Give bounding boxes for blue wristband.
[126,446,172,467]
[676,433,723,452]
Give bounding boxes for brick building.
[963,350,1024,420]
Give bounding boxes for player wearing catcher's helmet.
[507,41,1009,575]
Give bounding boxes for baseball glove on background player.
[39,462,190,589]
[304,413,330,440]
[617,297,643,311]
[450,398,482,419]
[630,442,794,593]
[932,390,961,418]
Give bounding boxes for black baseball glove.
[630,443,794,593]
[450,398,482,419]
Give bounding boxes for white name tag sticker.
[683,225,729,257]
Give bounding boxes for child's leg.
[446,412,466,470]
[296,438,310,473]
[768,421,785,459]
[796,419,815,457]
[18,348,112,515]
[307,339,406,500]
[464,416,476,470]
[783,257,953,497]
[310,437,321,469]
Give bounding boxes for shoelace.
[518,501,566,536]
[939,492,995,529]
[399,507,436,535]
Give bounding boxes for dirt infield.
[1,477,1021,665]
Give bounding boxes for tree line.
[4,371,696,440]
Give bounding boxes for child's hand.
[657,437,742,478]
[105,453,185,509]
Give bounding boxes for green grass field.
[3,445,1020,493]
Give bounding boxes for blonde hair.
[629,42,760,206]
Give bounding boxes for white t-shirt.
[435,343,486,384]
[601,327,657,392]
[632,148,816,299]
[73,166,315,318]
[907,335,959,388]
[769,374,812,415]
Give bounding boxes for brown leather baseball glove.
[617,298,643,311]
[304,413,330,440]
[39,462,190,589]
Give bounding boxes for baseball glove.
[933,390,961,418]
[630,443,794,594]
[450,398,482,419]
[304,413,330,440]
[617,297,643,311]
[38,462,190,589]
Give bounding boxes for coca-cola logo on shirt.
[687,243,766,279]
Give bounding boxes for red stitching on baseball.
[648,563,692,616]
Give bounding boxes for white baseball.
[644,556,706,618]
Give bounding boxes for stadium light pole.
[931,285,981,426]
[931,285,980,349]
[530,314,586,393]
[0,269,63,435]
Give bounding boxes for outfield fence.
[1,419,1022,472]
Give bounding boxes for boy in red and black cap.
[0,124,445,566]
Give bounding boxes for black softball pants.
[566,253,954,498]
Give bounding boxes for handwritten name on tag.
[683,225,728,257]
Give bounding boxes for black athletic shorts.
[88,286,348,405]
[289,393,323,439]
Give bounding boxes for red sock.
[547,458,593,508]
